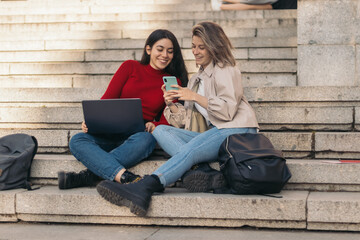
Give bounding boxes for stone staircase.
[1,0,360,232]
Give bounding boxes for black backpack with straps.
[217,133,291,195]
[0,134,38,191]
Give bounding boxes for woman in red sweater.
[58,29,188,189]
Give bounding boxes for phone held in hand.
[163,76,179,91]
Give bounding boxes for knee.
[69,132,87,151]
[152,124,170,138]
[130,132,156,146]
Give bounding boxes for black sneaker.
[58,169,100,189]
[182,163,227,192]
[120,170,142,184]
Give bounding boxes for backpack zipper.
[225,137,233,159]
[226,136,252,170]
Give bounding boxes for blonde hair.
[192,21,236,67]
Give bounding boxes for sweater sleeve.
[101,61,132,99]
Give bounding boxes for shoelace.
[132,176,142,183]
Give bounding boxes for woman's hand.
[172,86,209,109]
[161,84,178,106]
[145,122,156,133]
[81,121,88,133]
[172,86,197,101]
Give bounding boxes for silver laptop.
[82,98,145,135]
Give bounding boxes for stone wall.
[298,0,360,86]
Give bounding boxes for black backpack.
[0,134,38,190]
[217,133,291,195]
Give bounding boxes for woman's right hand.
[161,84,178,106]
[81,121,88,133]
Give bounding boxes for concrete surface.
[14,187,307,228]
[0,223,360,240]
[29,156,360,190]
[297,0,359,86]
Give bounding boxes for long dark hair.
[140,29,188,87]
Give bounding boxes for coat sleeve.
[163,103,187,128]
[207,66,243,121]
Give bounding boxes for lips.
[158,59,169,64]
[195,57,203,63]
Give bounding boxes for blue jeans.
[69,132,156,180]
[152,125,257,187]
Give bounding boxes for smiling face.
[146,38,174,71]
[192,35,212,68]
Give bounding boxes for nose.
[193,47,198,55]
[162,51,169,58]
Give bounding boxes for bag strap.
[260,193,283,198]
[25,136,39,191]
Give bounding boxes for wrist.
[192,93,197,102]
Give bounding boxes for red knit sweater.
[101,60,175,126]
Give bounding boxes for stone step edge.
[29,154,360,192]
[0,86,359,103]
[2,186,360,231]
[0,186,308,229]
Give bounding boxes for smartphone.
[163,76,179,91]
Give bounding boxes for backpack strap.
[25,136,39,191]
[260,193,283,198]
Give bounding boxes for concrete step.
[1,0,208,7]
[0,10,296,24]
[2,186,360,231]
[0,73,297,88]
[0,36,297,51]
[0,0,208,6]
[29,154,360,192]
[0,34,297,50]
[1,186,308,229]
[9,86,354,102]
[0,86,358,131]
[0,26,296,41]
[0,3,208,15]
[0,48,297,63]
[0,18,296,33]
[0,60,296,76]
[0,126,359,158]
[1,86,359,104]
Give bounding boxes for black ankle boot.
[96,175,164,217]
[182,163,228,192]
[120,170,141,184]
[58,169,100,189]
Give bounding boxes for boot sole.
[182,171,227,192]
[96,181,147,217]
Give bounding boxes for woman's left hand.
[145,122,156,133]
